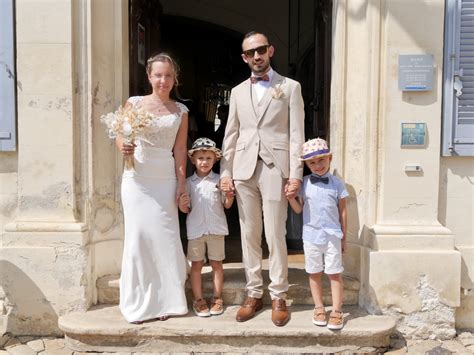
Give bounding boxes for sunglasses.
[242,45,270,58]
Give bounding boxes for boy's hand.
[225,190,235,198]
[220,177,235,195]
[285,190,295,201]
[341,238,347,254]
[285,179,300,199]
[178,193,190,213]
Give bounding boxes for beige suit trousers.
[234,160,289,300]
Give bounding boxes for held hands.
[220,176,235,196]
[178,192,190,213]
[176,183,188,210]
[284,179,301,199]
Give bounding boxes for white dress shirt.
[252,68,274,102]
[186,171,229,239]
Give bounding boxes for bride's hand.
[121,143,135,156]
[176,183,187,204]
[116,135,136,156]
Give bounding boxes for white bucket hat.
[188,137,222,160]
[299,138,331,161]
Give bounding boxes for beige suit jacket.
[221,71,305,181]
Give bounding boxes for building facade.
[0,0,472,337]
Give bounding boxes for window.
[0,0,16,152]
[442,0,474,156]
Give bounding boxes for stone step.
[59,304,396,353]
[97,262,360,306]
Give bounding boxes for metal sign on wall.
[401,123,427,147]
[399,54,434,91]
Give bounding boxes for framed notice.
[401,123,427,147]
[138,23,145,66]
[399,55,434,91]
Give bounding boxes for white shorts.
[303,237,344,275]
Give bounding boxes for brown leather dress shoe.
[236,296,263,322]
[271,298,289,326]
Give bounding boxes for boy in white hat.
[286,138,348,330]
[179,138,234,317]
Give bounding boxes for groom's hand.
[285,179,301,199]
[220,176,235,195]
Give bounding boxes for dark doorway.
[128,0,333,250]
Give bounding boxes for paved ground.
[1,331,473,354]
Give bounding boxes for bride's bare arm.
[173,112,189,201]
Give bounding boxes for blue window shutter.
[443,0,474,156]
[0,0,17,152]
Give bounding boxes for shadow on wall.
[333,172,361,282]
[0,260,60,336]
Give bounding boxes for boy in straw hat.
[179,138,234,317]
[286,138,348,330]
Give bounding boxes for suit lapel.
[257,72,284,123]
[243,79,259,120]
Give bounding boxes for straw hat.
[299,138,331,161]
[188,137,222,160]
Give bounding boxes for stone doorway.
[127,0,333,251]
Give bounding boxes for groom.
[220,31,305,326]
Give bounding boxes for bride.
[114,53,189,324]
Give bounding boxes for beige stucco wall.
[439,157,474,329]
[0,154,17,333]
[0,154,17,236]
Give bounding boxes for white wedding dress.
[119,96,188,323]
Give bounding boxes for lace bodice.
[127,96,188,150]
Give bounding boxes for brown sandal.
[327,309,344,330]
[312,305,327,326]
[210,297,224,315]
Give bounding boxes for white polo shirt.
[185,171,229,240]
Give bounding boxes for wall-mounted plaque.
[401,123,426,147]
[399,55,434,91]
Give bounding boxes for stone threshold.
[59,304,396,353]
[97,262,361,306]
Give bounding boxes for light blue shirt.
[299,172,349,245]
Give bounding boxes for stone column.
[1,0,128,335]
[331,0,460,339]
[1,0,88,335]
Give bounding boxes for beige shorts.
[187,234,225,262]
